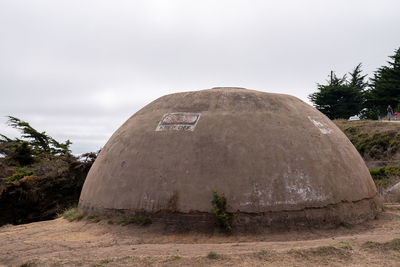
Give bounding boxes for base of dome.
[78,196,381,231]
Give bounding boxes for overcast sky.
[1,0,399,154]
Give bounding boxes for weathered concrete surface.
[79,87,379,224]
[385,182,400,202]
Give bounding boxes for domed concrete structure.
[79,87,380,227]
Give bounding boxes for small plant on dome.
[210,189,233,233]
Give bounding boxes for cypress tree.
[367,48,400,115]
[309,64,367,119]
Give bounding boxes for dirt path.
[1,204,400,266]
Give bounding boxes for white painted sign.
[308,116,333,134]
[156,113,201,131]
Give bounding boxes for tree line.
[0,116,72,166]
[309,47,400,120]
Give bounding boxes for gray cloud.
[1,0,400,153]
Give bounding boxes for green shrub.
[62,207,85,222]
[5,166,34,184]
[87,215,102,223]
[384,165,400,175]
[344,126,361,135]
[339,221,352,229]
[170,255,181,260]
[369,166,386,178]
[206,251,220,259]
[338,241,352,250]
[12,141,35,166]
[211,189,233,233]
[369,165,400,188]
[374,179,390,188]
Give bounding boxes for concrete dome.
[79,87,379,227]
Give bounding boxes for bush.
[12,141,34,166]
[211,189,233,233]
[339,221,352,229]
[206,251,220,259]
[369,165,400,188]
[62,207,85,222]
[5,167,34,184]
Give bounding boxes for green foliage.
[6,166,34,184]
[87,214,102,223]
[210,189,233,233]
[338,241,352,250]
[381,204,386,212]
[366,48,400,118]
[0,116,72,163]
[339,221,352,229]
[344,128,400,159]
[370,166,388,188]
[309,47,400,119]
[11,141,35,166]
[119,215,152,226]
[309,64,367,119]
[206,251,220,259]
[62,207,85,222]
[6,116,51,153]
[0,132,97,226]
[170,255,181,260]
[370,165,400,177]
[369,166,386,178]
[369,165,400,188]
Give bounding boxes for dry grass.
[362,238,400,251]
[61,207,85,222]
[289,244,353,261]
[87,215,102,223]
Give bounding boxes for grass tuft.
[339,221,352,229]
[381,204,386,212]
[62,207,85,222]
[206,251,220,259]
[87,214,102,223]
[255,249,275,260]
[211,189,233,233]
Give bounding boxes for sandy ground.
[1,204,400,266]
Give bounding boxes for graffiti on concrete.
[308,116,332,134]
[156,113,201,131]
